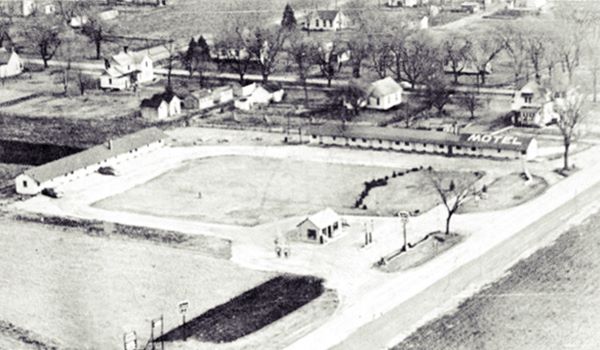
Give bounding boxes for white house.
[297,208,342,244]
[15,128,167,195]
[212,85,234,104]
[387,0,427,7]
[303,10,351,31]
[140,92,181,120]
[366,77,403,111]
[191,90,215,110]
[511,81,559,127]
[69,15,88,28]
[234,84,285,111]
[100,47,153,90]
[0,48,24,79]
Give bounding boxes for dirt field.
[0,218,273,350]
[94,155,398,226]
[393,210,600,350]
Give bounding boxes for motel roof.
[297,208,340,229]
[23,127,168,184]
[305,124,535,152]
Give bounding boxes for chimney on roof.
[108,140,113,150]
[123,46,129,53]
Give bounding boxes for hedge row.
[354,166,427,210]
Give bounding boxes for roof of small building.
[313,10,342,21]
[141,91,178,108]
[22,127,168,184]
[0,48,16,65]
[191,89,213,99]
[368,77,402,98]
[305,124,535,152]
[111,50,149,68]
[298,208,340,229]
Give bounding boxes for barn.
[297,208,342,244]
[304,124,538,161]
[15,128,168,195]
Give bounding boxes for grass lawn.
[94,155,399,226]
[0,93,141,119]
[158,275,325,343]
[0,218,274,350]
[460,173,548,213]
[377,233,464,273]
[393,210,600,350]
[0,89,34,105]
[363,170,482,216]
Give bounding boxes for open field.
[393,210,600,350]
[0,218,274,350]
[0,93,141,120]
[94,155,399,225]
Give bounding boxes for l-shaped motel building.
[15,127,168,195]
[304,125,538,161]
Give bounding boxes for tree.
[384,24,413,82]
[281,4,296,29]
[400,32,441,89]
[442,33,471,84]
[0,20,11,48]
[287,31,316,107]
[162,39,178,88]
[315,39,343,87]
[346,31,371,78]
[456,90,482,119]
[468,30,504,85]
[328,84,367,128]
[215,25,254,84]
[244,26,288,83]
[499,22,530,87]
[428,170,480,235]
[553,89,587,171]
[368,39,391,79]
[82,16,113,59]
[181,37,198,77]
[585,22,600,102]
[424,73,452,117]
[24,18,62,69]
[194,35,212,87]
[525,22,549,84]
[76,72,97,95]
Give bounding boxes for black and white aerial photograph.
[0,0,598,349]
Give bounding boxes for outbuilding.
[15,128,168,195]
[0,48,24,79]
[297,208,342,244]
[141,92,181,120]
[366,77,403,110]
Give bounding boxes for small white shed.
[297,208,342,244]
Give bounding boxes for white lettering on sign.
[466,134,523,146]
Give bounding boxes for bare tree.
[24,18,62,69]
[328,84,367,128]
[243,25,288,83]
[315,38,343,87]
[386,25,413,82]
[424,73,452,117]
[346,31,371,78]
[429,170,480,235]
[400,32,441,89]
[0,19,11,48]
[553,89,587,171]
[525,22,548,84]
[442,32,471,84]
[82,15,113,60]
[215,26,254,84]
[287,31,316,107]
[499,22,530,86]
[76,72,97,95]
[368,39,391,79]
[468,31,504,86]
[456,90,482,119]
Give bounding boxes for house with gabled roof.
[15,127,168,195]
[297,208,342,244]
[0,48,24,79]
[511,81,559,127]
[141,91,181,120]
[100,47,153,90]
[366,77,403,110]
[303,10,351,31]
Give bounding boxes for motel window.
[22,181,27,188]
[362,139,367,143]
[332,136,336,140]
[405,142,409,146]
[109,78,112,84]
[456,146,462,150]
[378,139,382,144]
[351,138,356,142]
[312,135,317,139]
[376,98,380,105]
[471,147,476,151]
[498,149,501,153]
[423,143,427,147]
[521,151,526,155]
[439,145,444,149]
[395,141,400,145]
[333,222,339,230]
[316,19,319,26]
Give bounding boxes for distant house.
[15,128,167,195]
[511,81,559,127]
[297,208,342,244]
[141,92,181,120]
[174,88,198,110]
[0,48,24,79]
[212,85,234,104]
[98,9,119,21]
[234,84,285,111]
[303,10,351,31]
[100,47,153,90]
[387,0,427,7]
[69,15,88,28]
[235,82,257,98]
[366,77,403,111]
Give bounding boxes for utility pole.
[398,211,409,252]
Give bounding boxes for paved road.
[332,176,600,350]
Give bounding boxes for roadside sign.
[151,317,162,329]
[398,211,410,223]
[123,331,137,350]
[178,300,189,315]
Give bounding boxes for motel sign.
[464,134,523,146]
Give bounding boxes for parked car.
[41,188,63,199]
[98,166,120,176]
